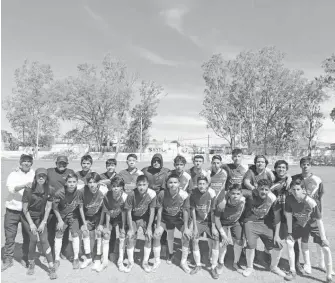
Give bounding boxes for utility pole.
[140,114,143,162]
[36,119,39,160]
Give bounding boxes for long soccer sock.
[219,244,227,264]
[317,244,325,267]
[167,240,174,255]
[143,247,151,263]
[54,237,63,261]
[287,240,296,272]
[211,249,219,269]
[301,245,311,267]
[193,250,201,266]
[246,249,255,269]
[127,247,134,264]
[270,249,282,268]
[83,236,91,258]
[96,237,102,259]
[72,236,80,260]
[233,244,243,264]
[322,246,333,278]
[118,239,125,264]
[102,239,109,263]
[181,247,189,264]
[153,246,161,262]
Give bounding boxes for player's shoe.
[242,267,254,277]
[152,259,161,272]
[125,261,134,273]
[1,258,13,272]
[27,260,35,275]
[118,260,127,272]
[303,264,312,274]
[295,263,305,275]
[284,271,296,281]
[20,257,28,268]
[316,264,335,275]
[326,276,333,283]
[48,266,57,280]
[54,260,60,271]
[210,267,219,279]
[167,253,174,265]
[91,260,101,271]
[216,262,224,275]
[180,261,191,273]
[142,261,152,273]
[270,266,286,277]
[232,262,242,272]
[190,266,201,275]
[96,261,108,272]
[80,258,92,269]
[72,259,80,269]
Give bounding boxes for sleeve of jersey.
[183,195,191,211]
[77,190,84,205]
[22,188,31,203]
[124,193,134,211]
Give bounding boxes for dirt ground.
[1,158,335,283]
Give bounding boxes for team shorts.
[193,221,219,241]
[244,221,278,250]
[293,221,328,246]
[161,216,184,231]
[279,222,288,240]
[221,221,243,242]
[56,215,80,237]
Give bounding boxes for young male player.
[170,155,191,192]
[125,175,156,273]
[118,154,143,194]
[152,174,192,273]
[214,184,246,276]
[223,148,247,190]
[186,155,209,192]
[242,179,286,278]
[285,178,333,282]
[100,158,118,184]
[76,155,94,190]
[208,155,228,196]
[189,176,219,279]
[98,176,128,272]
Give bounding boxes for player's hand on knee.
[220,233,229,246]
[154,226,164,238]
[30,223,38,235]
[57,220,65,231]
[127,229,134,239]
[183,227,192,240]
[146,227,153,241]
[119,228,126,239]
[103,227,110,236]
[212,226,219,238]
[286,233,294,243]
[321,238,330,247]
[274,235,283,249]
[37,221,46,233]
[97,224,104,233]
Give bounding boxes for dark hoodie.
[142,153,170,194]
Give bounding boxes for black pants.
[47,214,69,257]
[3,208,29,261]
[21,216,53,262]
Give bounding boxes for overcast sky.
[2,0,335,144]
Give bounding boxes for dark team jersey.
[100,171,117,181]
[190,187,216,224]
[157,189,189,223]
[55,188,82,219]
[214,191,246,226]
[47,168,76,191]
[103,191,128,219]
[22,185,53,218]
[292,174,324,211]
[224,164,247,190]
[243,190,278,225]
[242,166,274,189]
[118,168,143,193]
[209,168,228,196]
[272,173,290,222]
[285,194,321,227]
[125,188,156,221]
[76,170,95,185]
[81,186,104,217]
[187,167,209,191]
[170,170,191,192]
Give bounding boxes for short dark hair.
[109,175,125,189]
[174,155,186,165]
[86,172,101,183]
[197,176,208,184]
[136,175,149,184]
[254,155,269,166]
[229,183,242,191]
[81,154,93,165]
[127,154,138,160]
[300,156,312,166]
[193,155,204,161]
[167,173,180,182]
[106,158,117,166]
[274,160,289,170]
[65,173,78,181]
[212,155,222,162]
[290,178,305,189]
[232,148,243,155]
[257,179,272,188]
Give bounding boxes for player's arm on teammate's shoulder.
[243,170,255,191]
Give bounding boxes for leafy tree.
[3,60,59,146]
[124,81,164,152]
[1,130,21,150]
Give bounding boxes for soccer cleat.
[1,258,13,272]
[27,260,35,275]
[316,264,335,276]
[20,257,28,268]
[80,258,92,269]
[151,260,161,272]
[167,253,174,265]
[124,261,134,273]
[232,262,242,272]
[48,266,57,280]
[210,267,220,279]
[96,261,108,272]
[190,266,202,275]
[72,259,80,269]
[118,261,127,272]
[326,276,333,283]
[54,260,60,271]
[142,261,152,273]
[303,264,312,274]
[180,261,191,274]
[216,262,224,275]
[242,267,254,277]
[270,266,286,277]
[284,271,297,281]
[91,260,101,271]
[295,263,305,275]
[60,253,66,260]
